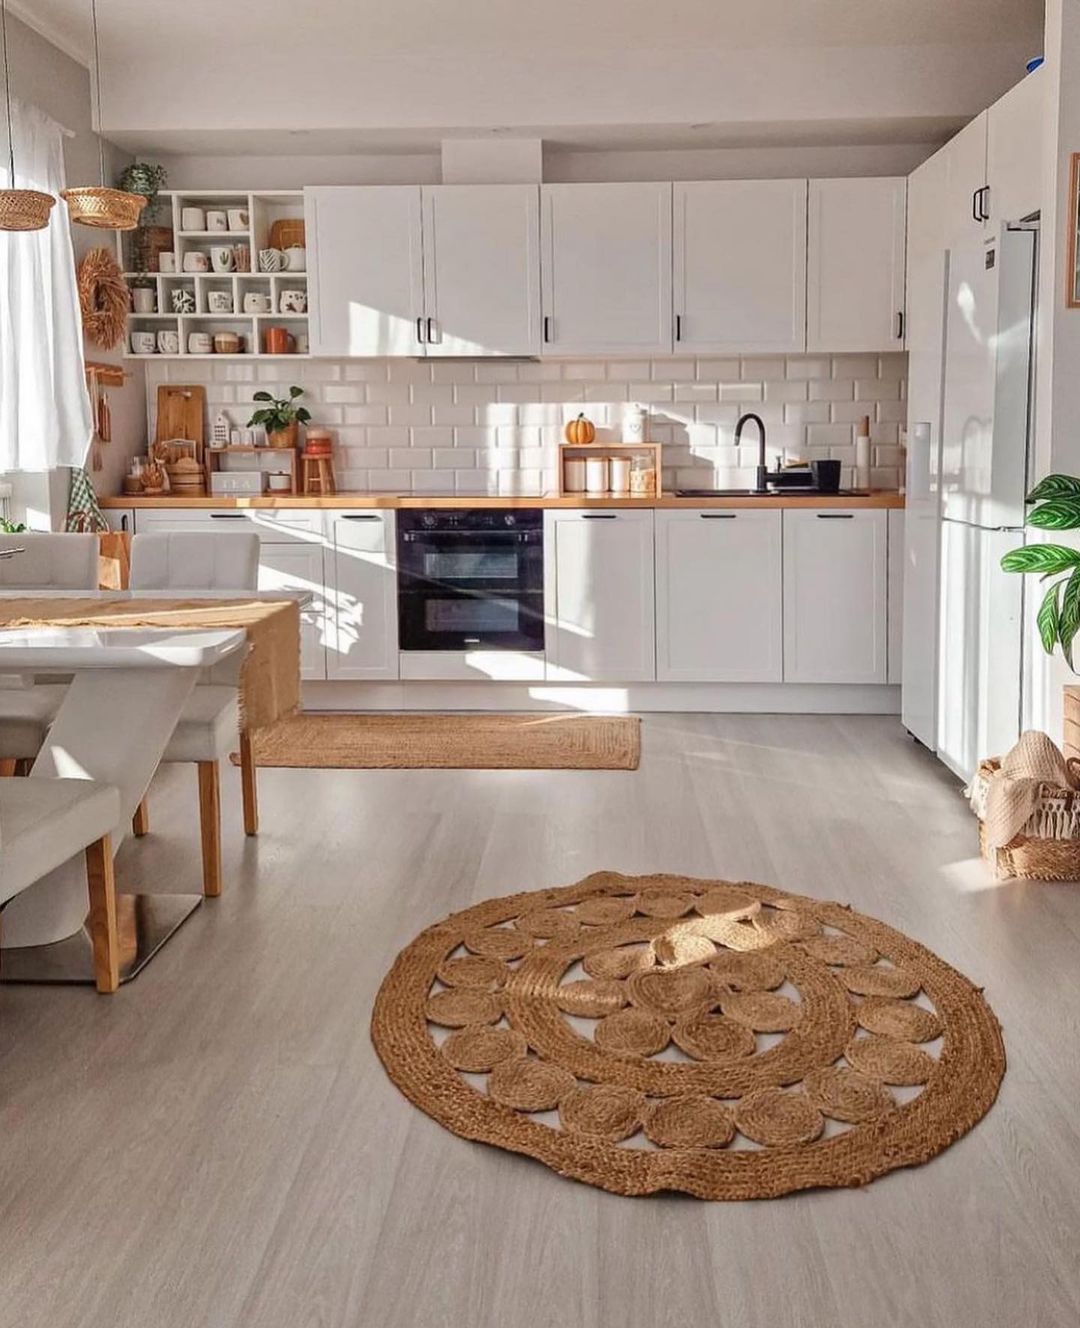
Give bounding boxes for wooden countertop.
[101,491,905,511]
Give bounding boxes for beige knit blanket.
[975,730,1080,850]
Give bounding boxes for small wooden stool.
[302,454,336,495]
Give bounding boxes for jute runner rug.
[371,872,1004,1199]
[236,712,640,770]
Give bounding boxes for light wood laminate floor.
[2,714,1079,1328]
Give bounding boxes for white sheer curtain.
[0,97,92,471]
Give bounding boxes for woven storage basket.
[974,758,1080,881]
[61,187,146,230]
[0,188,56,231]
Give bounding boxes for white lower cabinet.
[656,509,782,682]
[255,542,328,680]
[887,510,904,686]
[782,509,888,684]
[544,510,656,682]
[324,513,398,679]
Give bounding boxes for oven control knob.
[503,513,517,527]
[421,513,438,529]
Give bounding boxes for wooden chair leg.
[85,834,119,994]
[239,730,258,837]
[197,761,222,897]
[132,797,150,837]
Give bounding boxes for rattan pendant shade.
[60,0,144,231]
[0,0,55,232]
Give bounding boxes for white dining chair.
[0,533,99,774]
[128,531,262,897]
[0,777,122,992]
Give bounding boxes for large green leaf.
[1037,582,1062,656]
[1061,569,1080,670]
[1000,544,1080,575]
[1027,498,1080,530]
[1027,474,1080,503]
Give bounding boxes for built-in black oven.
[397,508,544,652]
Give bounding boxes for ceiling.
[15,0,1046,67]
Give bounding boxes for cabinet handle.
[816,513,854,519]
[543,315,552,344]
[427,317,436,343]
[700,512,736,519]
[120,514,129,532]
[341,514,380,521]
[895,310,905,341]
[675,314,683,342]
[209,513,247,520]
[581,513,617,520]
[980,186,991,222]
[416,316,425,344]
[972,188,982,223]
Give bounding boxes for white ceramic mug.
[156,329,180,354]
[131,331,156,354]
[210,246,235,273]
[243,291,272,314]
[285,246,306,271]
[158,251,176,273]
[227,208,249,231]
[183,251,209,273]
[207,290,233,313]
[171,287,196,313]
[188,331,213,354]
[131,287,156,313]
[258,247,287,272]
[294,332,309,354]
[279,288,307,313]
[181,206,206,231]
[206,210,228,232]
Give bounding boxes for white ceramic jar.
[585,456,609,495]
[564,457,586,493]
[609,456,631,495]
[622,403,648,443]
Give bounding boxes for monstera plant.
[1002,474,1080,666]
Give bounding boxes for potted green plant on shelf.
[248,386,311,449]
[117,161,169,273]
[1002,474,1080,666]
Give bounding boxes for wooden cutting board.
[154,385,206,461]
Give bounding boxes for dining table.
[0,590,308,984]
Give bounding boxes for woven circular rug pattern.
[371,872,1005,1199]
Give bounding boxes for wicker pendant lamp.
[0,0,56,231]
[61,0,145,229]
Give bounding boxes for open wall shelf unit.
[117,190,310,360]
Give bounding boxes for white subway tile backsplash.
[147,351,906,495]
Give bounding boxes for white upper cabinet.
[544,510,656,681]
[942,112,989,246]
[305,186,424,357]
[540,183,673,355]
[421,185,541,357]
[783,509,888,684]
[807,177,907,353]
[987,69,1045,226]
[656,509,783,682]
[673,180,807,355]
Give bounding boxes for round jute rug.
[370,872,1005,1199]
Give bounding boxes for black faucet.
[735,413,771,493]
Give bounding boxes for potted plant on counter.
[248,385,311,449]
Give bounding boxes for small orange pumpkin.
[564,413,597,446]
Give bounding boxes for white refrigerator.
[934,224,1038,781]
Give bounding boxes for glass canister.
[609,456,631,495]
[629,453,657,497]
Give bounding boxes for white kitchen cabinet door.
[305,186,424,357]
[257,542,328,681]
[807,178,907,353]
[656,510,782,682]
[325,513,398,679]
[673,181,807,355]
[887,509,904,686]
[544,510,655,681]
[987,69,1045,226]
[783,509,888,684]
[942,111,988,247]
[540,184,672,355]
[422,185,541,357]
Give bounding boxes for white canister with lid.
[609,456,631,495]
[564,456,587,493]
[585,455,610,495]
[622,402,648,443]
